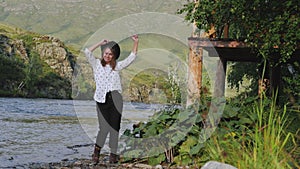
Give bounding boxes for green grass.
[202,95,298,169]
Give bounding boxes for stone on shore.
[200,161,237,169]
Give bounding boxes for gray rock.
[201,161,237,169]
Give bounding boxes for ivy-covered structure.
[180,0,300,102]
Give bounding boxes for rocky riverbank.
[28,156,168,169]
[28,157,238,169]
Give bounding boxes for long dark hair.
[100,41,120,70]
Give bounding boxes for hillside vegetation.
[0,23,77,98]
[0,23,191,102]
[0,0,186,49]
[0,0,195,102]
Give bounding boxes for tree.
[178,0,299,61]
[178,0,300,102]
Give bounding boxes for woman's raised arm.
[88,39,109,52]
[131,34,138,55]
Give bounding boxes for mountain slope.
[0,0,186,48]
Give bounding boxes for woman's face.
[103,48,114,64]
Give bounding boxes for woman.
[84,35,139,164]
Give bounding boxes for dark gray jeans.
[96,91,123,154]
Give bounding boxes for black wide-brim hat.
[100,41,121,60]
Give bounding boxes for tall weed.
[203,95,297,169]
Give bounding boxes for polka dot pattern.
[84,48,136,103]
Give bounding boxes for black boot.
[109,153,119,164]
[92,144,101,164]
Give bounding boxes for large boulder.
[34,35,74,80]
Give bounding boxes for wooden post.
[223,23,229,39]
[213,57,227,97]
[187,46,203,106]
[270,63,281,99]
[186,0,203,107]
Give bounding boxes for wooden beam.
[213,58,227,97]
[188,38,260,62]
[223,24,229,39]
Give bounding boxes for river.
[0,97,163,168]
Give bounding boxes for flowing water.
[0,97,162,168]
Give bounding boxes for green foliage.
[121,105,200,166]
[166,65,182,104]
[227,61,300,106]
[23,50,71,98]
[281,62,300,105]
[121,93,298,168]
[0,54,26,96]
[129,68,181,104]
[0,23,75,99]
[18,34,36,48]
[71,73,94,100]
[24,51,43,93]
[227,62,258,94]
[178,0,299,59]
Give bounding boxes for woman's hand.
[99,39,109,46]
[131,34,138,42]
[88,39,109,52]
[131,34,138,55]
